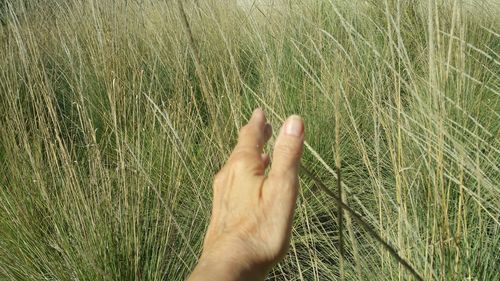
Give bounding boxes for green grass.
[0,0,499,280]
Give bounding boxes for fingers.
[223,108,273,176]
[263,115,304,235]
[226,109,304,180]
[268,115,304,180]
[235,108,272,152]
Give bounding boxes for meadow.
[0,0,498,280]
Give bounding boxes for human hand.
[187,109,305,281]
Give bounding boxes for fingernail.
[284,115,303,137]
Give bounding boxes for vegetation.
[0,0,498,280]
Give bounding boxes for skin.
[187,108,305,281]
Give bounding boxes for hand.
[187,109,305,281]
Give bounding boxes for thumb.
[268,115,304,181]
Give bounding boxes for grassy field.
[0,0,499,280]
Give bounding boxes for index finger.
[234,108,272,154]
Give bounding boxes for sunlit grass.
[0,0,498,280]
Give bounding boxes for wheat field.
[0,0,498,280]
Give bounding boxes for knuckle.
[275,143,300,158]
[231,155,251,172]
[238,124,252,137]
[213,172,224,186]
[230,149,251,163]
[267,173,298,193]
[213,171,226,192]
[229,151,262,173]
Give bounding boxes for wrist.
[188,252,268,281]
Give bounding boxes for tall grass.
[0,0,498,280]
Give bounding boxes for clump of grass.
[0,0,498,280]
